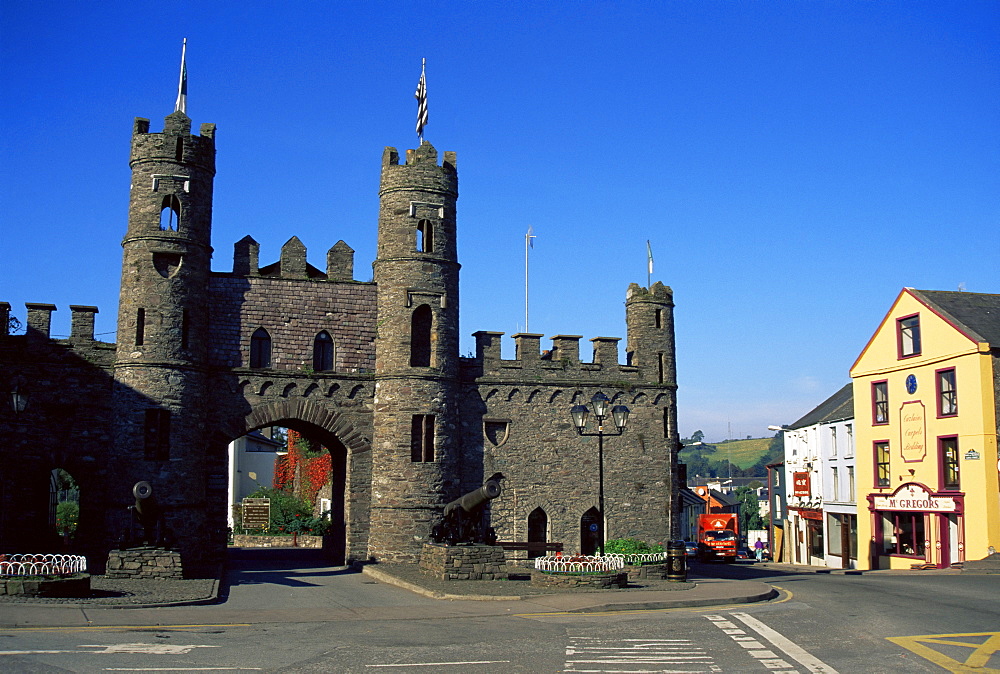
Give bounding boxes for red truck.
[697,513,738,562]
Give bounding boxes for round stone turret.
[368,142,462,561]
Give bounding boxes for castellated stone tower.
[112,111,218,560]
[625,281,682,538]
[369,142,461,561]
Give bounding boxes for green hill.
[679,437,777,477]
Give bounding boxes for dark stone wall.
[0,127,680,571]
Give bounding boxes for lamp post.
[570,392,629,556]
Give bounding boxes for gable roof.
[789,383,853,430]
[909,289,1000,345]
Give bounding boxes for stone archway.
[219,399,372,565]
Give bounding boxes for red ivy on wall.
[273,429,331,506]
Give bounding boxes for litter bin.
[666,540,687,582]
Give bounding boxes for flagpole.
[646,240,653,289]
[174,38,187,114]
[525,229,530,332]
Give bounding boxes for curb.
[362,566,779,612]
[362,565,523,601]
[560,587,779,613]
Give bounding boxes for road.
[1,559,997,673]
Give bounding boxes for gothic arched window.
[159,194,181,231]
[410,304,432,367]
[313,331,334,371]
[250,328,271,368]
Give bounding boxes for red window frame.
[896,313,921,359]
[872,380,889,426]
[938,435,960,491]
[936,367,957,418]
[874,440,890,488]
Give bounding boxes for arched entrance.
[527,507,548,559]
[580,507,602,555]
[222,400,368,567]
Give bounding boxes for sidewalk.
[0,549,778,628]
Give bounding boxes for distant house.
[678,487,707,541]
[227,431,285,528]
[851,289,1000,569]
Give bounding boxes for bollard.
[666,540,687,582]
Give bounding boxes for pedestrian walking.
[754,538,765,562]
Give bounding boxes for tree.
[734,485,764,531]
[691,430,705,443]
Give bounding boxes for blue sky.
[2,1,997,442]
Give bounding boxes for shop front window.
[881,512,925,557]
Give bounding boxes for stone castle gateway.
[0,101,681,571]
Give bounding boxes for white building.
[227,431,285,528]
[782,384,856,567]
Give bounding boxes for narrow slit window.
[416,219,434,253]
[410,304,432,367]
[654,308,662,329]
[411,414,435,462]
[181,309,189,349]
[175,138,184,162]
[143,408,171,460]
[159,194,181,231]
[136,308,145,346]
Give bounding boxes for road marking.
[2,624,251,633]
[366,661,511,668]
[564,635,717,672]
[730,613,838,674]
[103,669,261,672]
[886,632,1000,673]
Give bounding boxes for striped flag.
[647,240,654,275]
[174,38,188,114]
[415,59,428,139]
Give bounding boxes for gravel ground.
[369,563,696,597]
[0,576,217,606]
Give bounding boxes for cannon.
[431,473,504,546]
[129,481,163,546]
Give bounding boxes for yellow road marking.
[0,624,251,634]
[887,632,1000,673]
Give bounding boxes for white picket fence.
[534,554,625,574]
[0,554,87,576]
[601,552,666,566]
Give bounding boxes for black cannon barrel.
[132,481,156,517]
[444,477,502,516]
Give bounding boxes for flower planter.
[0,573,91,597]
[231,534,323,549]
[531,570,628,589]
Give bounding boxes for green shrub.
[233,487,331,536]
[603,538,664,555]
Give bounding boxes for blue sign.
[906,374,918,394]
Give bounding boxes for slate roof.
[788,382,854,430]
[910,289,1000,345]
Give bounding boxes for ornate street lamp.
[570,392,629,556]
[10,385,26,417]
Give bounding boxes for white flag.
[647,240,654,275]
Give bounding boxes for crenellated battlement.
[228,236,358,281]
[470,330,650,383]
[1,302,105,343]
[130,112,216,173]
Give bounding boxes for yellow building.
[850,288,1000,570]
